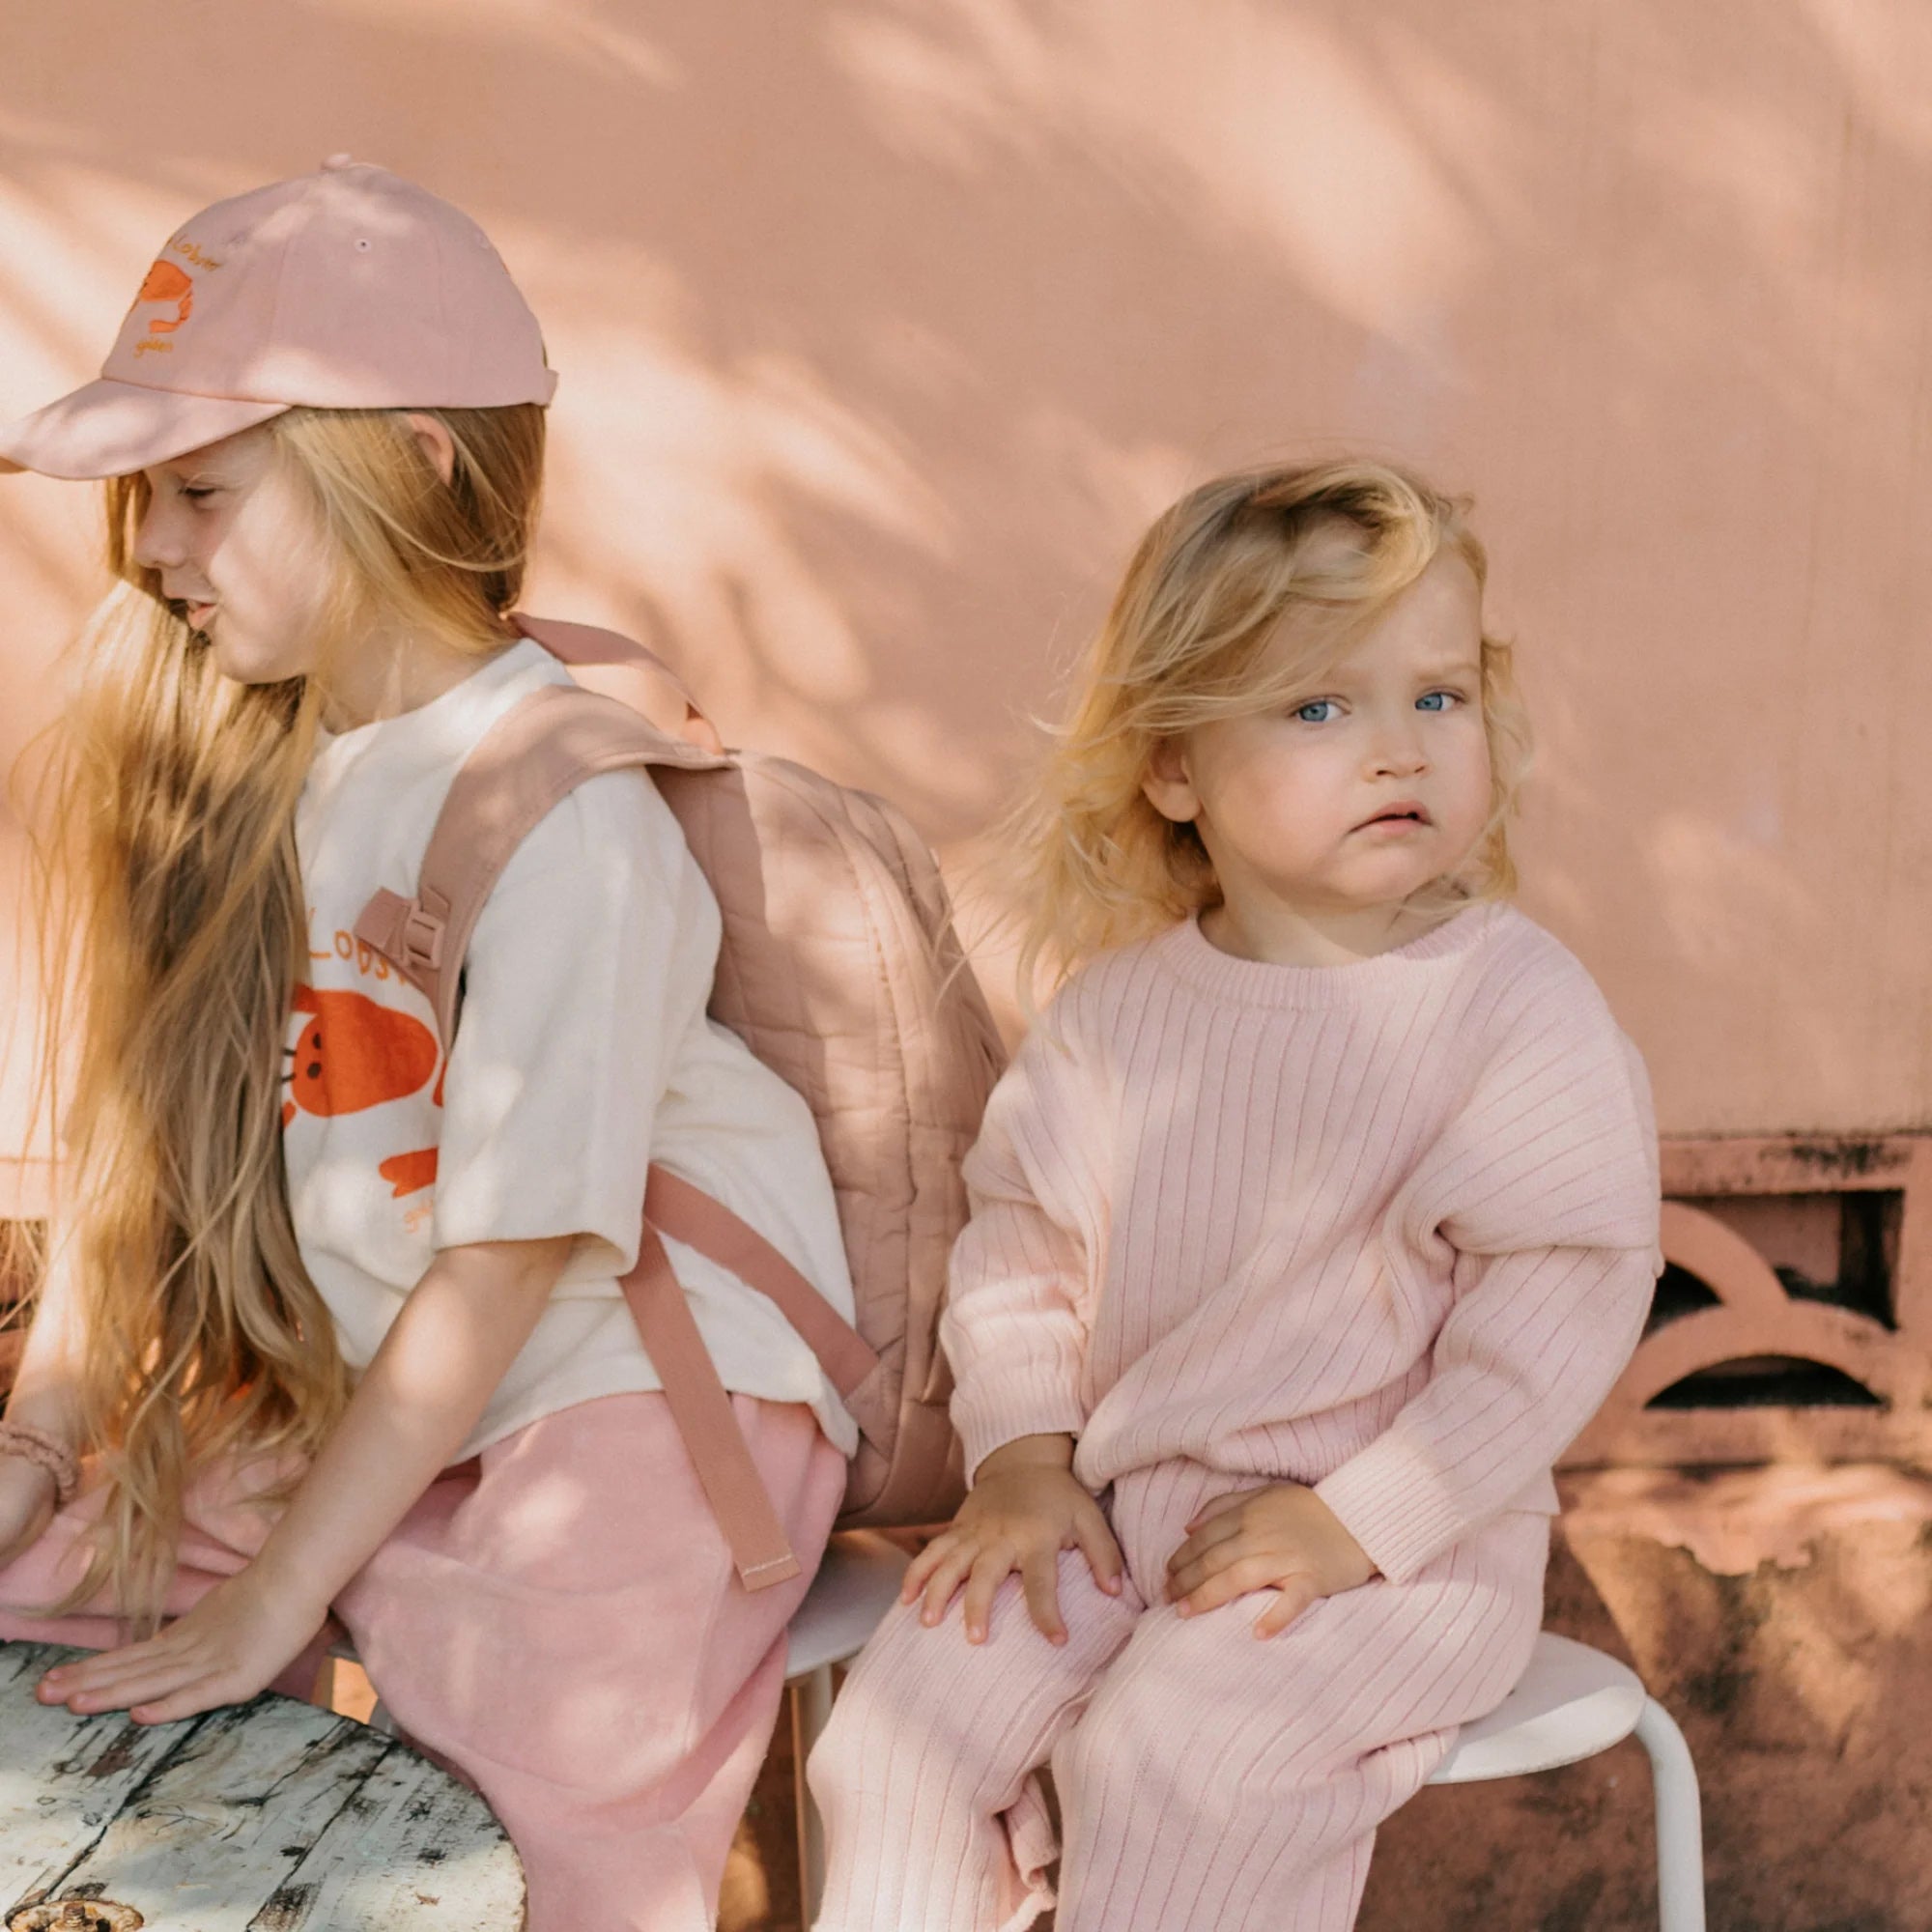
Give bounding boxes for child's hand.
[901,1433,1123,1645]
[1165,1482,1377,1637]
[0,1454,57,1570]
[37,1557,329,1724]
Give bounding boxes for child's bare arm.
[38,1234,571,1722]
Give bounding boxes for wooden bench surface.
[0,1640,524,1930]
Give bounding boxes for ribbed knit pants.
[808,1460,1548,1932]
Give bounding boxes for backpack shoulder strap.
[353,682,724,1051]
[511,612,725,756]
[349,670,883,1591]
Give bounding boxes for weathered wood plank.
[0,1643,194,1909]
[41,1700,399,1927]
[1,1641,523,1929]
[245,1741,526,1930]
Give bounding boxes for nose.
[131,497,187,573]
[1367,713,1429,780]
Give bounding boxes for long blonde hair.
[19,402,545,1624]
[1005,458,1532,998]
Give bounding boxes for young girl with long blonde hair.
[0,160,858,1932]
[808,461,1662,1931]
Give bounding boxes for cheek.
[1209,740,1350,848]
[222,513,331,639]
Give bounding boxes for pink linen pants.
[807,1459,1548,1932]
[0,1392,846,1932]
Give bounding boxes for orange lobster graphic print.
[284,984,444,1198]
[133,259,195,335]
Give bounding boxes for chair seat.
[1430,1632,1648,1784]
[786,1535,913,1680]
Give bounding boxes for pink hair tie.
[0,1420,79,1508]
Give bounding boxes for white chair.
[1428,1630,1705,1931]
[784,1542,1707,1928]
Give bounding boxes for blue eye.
[1416,690,1459,713]
[1293,699,1340,724]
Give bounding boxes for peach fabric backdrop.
[4,1,1930,1211]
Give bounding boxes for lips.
[166,591,217,629]
[1355,801,1432,832]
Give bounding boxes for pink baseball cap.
[0,156,557,481]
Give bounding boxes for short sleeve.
[431,767,717,1280]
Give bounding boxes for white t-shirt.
[285,639,858,1460]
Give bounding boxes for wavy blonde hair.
[1006,458,1531,997]
[17,402,545,1625]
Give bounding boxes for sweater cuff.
[1314,1438,1471,1586]
[952,1376,1089,1486]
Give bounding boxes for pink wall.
[5,1,1931,1208]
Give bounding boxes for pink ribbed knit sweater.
[941,902,1662,1584]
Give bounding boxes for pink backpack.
[353,617,1004,1590]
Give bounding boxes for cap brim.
[0,380,290,481]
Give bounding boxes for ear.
[1141,737,1202,825]
[401,411,458,486]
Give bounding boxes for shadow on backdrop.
[2,3,1928,1129]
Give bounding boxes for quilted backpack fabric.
[357,615,1005,1542]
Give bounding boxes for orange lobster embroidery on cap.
[283,984,443,1198]
[134,260,195,335]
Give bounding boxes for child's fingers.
[61,1651,205,1715]
[41,1636,158,1685]
[916,1539,982,1627]
[1180,1487,1257,1536]
[1254,1576,1321,1638]
[1166,1528,1266,1603]
[1165,1511,1243,1581]
[959,1548,1020,1645]
[1174,1551,1292,1619]
[1073,1512,1124,1595]
[40,1637,179,1702]
[902,1530,961,1601]
[1018,1548,1067,1643]
[130,1671,238,1725]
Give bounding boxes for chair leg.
[791,1665,835,1925]
[1634,1697,1705,1932]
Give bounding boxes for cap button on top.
[321,153,356,172]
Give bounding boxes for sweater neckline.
[1151,901,1505,1009]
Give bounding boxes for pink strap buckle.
[397,904,445,973]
